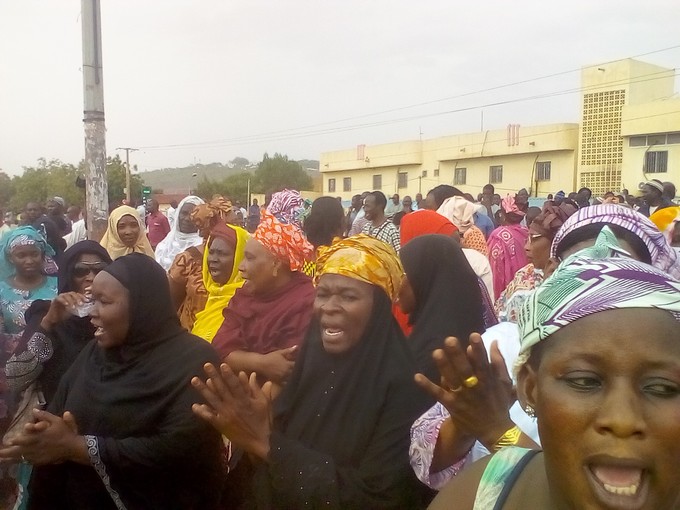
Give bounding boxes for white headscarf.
[437,196,476,232]
[154,196,205,271]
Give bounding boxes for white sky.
[1,0,679,176]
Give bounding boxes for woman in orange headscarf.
[211,190,316,385]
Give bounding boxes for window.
[398,172,408,189]
[343,177,351,192]
[667,133,680,144]
[372,174,382,189]
[454,167,467,185]
[645,151,668,173]
[629,136,647,147]
[489,165,503,184]
[328,178,336,193]
[422,170,428,177]
[434,168,440,177]
[536,161,551,181]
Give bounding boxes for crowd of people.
[0,178,678,509]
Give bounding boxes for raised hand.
[261,346,298,384]
[415,334,516,450]
[192,363,272,460]
[41,292,89,330]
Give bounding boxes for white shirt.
[462,247,494,298]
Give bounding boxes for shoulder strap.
[473,447,538,510]
[492,449,540,510]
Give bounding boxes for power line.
[139,70,679,151]
[136,44,680,151]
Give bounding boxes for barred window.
[454,168,467,185]
[489,165,503,184]
[536,161,551,181]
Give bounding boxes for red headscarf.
[400,210,458,247]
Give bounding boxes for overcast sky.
[1,0,679,176]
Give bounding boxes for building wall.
[621,98,680,191]
[578,59,676,195]
[320,123,579,200]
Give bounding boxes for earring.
[524,404,536,418]
[272,265,278,278]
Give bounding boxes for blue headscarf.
[0,226,55,280]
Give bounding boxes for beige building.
[321,58,680,201]
[578,58,677,195]
[320,123,579,201]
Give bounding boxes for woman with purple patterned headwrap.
[551,203,680,279]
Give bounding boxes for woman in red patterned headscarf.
[211,190,316,385]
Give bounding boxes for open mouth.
[586,462,649,509]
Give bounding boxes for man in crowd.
[247,198,261,233]
[146,198,171,250]
[392,195,413,227]
[46,196,71,236]
[663,181,677,204]
[575,187,592,208]
[24,201,65,255]
[349,191,371,236]
[361,191,400,253]
[345,194,362,236]
[166,200,178,225]
[638,179,675,217]
[413,192,424,211]
[0,211,17,240]
[384,193,402,220]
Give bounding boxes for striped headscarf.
[551,203,680,279]
[517,227,680,369]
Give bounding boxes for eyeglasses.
[72,261,108,278]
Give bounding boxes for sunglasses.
[72,261,108,278]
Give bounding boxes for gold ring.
[463,376,479,388]
[446,384,463,393]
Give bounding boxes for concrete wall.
[320,123,579,200]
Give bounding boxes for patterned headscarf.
[315,234,403,301]
[502,194,526,216]
[517,227,680,370]
[0,226,55,280]
[190,197,235,237]
[551,204,680,279]
[530,203,578,239]
[267,189,307,229]
[253,210,314,272]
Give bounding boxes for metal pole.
[116,147,138,202]
[82,0,108,241]
[247,178,251,206]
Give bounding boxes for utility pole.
[116,147,138,202]
[81,0,108,241]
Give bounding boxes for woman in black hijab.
[398,234,486,382]
[193,235,433,509]
[6,240,112,403]
[0,253,225,510]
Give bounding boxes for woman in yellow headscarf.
[191,222,248,342]
[99,205,154,260]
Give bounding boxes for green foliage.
[194,172,251,204]
[105,155,145,207]
[1,156,147,212]
[9,159,84,211]
[254,153,312,195]
[0,172,14,209]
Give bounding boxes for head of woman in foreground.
[515,228,680,509]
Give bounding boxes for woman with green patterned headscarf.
[429,227,680,510]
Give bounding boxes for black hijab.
[29,254,224,510]
[21,241,112,402]
[235,287,432,509]
[401,234,486,382]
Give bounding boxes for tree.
[254,153,312,196]
[194,172,252,205]
[229,157,250,168]
[105,155,144,207]
[0,171,14,209]
[9,159,84,211]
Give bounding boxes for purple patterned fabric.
[520,227,680,357]
[550,204,680,279]
[266,189,306,229]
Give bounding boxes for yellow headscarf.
[191,224,249,342]
[650,206,680,245]
[99,205,155,260]
[315,234,403,301]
